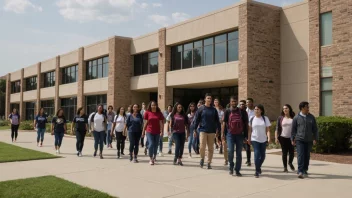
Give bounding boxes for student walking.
[244,98,255,166]
[72,107,88,157]
[214,98,226,163]
[51,109,67,155]
[112,107,127,158]
[248,104,271,178]
[34,108,47,147]
[192,93,221,169]
[275,104,296,172]
[169,103,189,166]
[90,105,107,159]
[8,108,20,142]
[107,106,116,149]
[125,104,143,162]
[222,96,248,176]
[193,99,204,154]
[186,102,197,158]
[142,101,164,165]
[140,102,146,148]
[164,105,173,154]
[292,101,318,179]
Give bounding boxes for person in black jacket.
[72,107,88,157]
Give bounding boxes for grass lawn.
[0,176,115,198]
[0,125,10,130]
[0,141,59,163]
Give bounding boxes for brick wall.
[19,69,25,121]
[5,74,11,117]
[77,48,85,108]
[36,62,41,114]
[239,2,281,120]
[54,56,61,112]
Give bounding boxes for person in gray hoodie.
[291,101,318,179]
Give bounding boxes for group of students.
[8,93,318,179]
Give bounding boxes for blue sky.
[0,0,301,76]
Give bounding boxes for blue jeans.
[146,132,160,159]
[158,136,163,153]
[227,133,244,172]
[107,130,112,145]
[188,125,194,153]
[193,129,200,152]
[54,132,64,147]
[174,132,186,159]
[252,141,266,173]
[168,133,174,151]
[93,131,105,153]
[37,128,46,143]
[129,132,142,156]
[296,140,312,174]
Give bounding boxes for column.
[54,56,61,112]
[19,69,25,121]
[77,47,85,108]
[36,62,41,114]
[5,73,11,118]
[158,28,173,111]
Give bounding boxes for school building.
[5,0,352,121]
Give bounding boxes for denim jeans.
[192,129,200,153]
[146,132,160,159]
[188,125,194,153]
[54,132,64,147]
[251,141,267,173]
[93,131,105,153]
[227,133,244,172]
[129,132,142,156]
[296,140,312,174]
[168,133,174,151]
[76,130,86,152]
[173,132,186,159]
[243,142,251,163]
[37,128,46,143]
[107,130,112,145]
[158,136,163,153]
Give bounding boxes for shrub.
[0,120,10,126]
[269,121,277,142]
[19,120,34,130]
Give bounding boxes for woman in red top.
[170,103,189,166]
[142,101,164,165]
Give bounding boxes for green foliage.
[19,120,34,130]
[0,120,10,126]
[269,121,277,142]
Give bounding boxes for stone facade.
[19,69,25,121]
[77,48,85,108]
[36,63,41,114]
[239,1,281,119]
[5,74,11,117]
[54,56,61,112]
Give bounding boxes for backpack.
[227,109,244,134]
[249,116,266,127]
[90,112,107,124]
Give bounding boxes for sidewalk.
[0,130,351,198]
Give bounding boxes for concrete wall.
[84,39,109,60]
[131,91,150,106]
[166,4,239,45]
[130,73,158,90]
[10,70,21,81]
[23,90,37,101]
[59,83,78,97]
[280,1,309,110]
[131,32,158,55]
[84,78,108,95]
[41,58,56,73]
[23,64,37,78]
[40,87,55,99]
[60,50,78,67]
[10,93,20,103]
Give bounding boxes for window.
[86,56,109,80]
[86,95,107,115]
[134,51,158,76]
[43,71,55,88]
[41,100,55,117]
[171,30,238,70]
[62,65,78,84]
[320,66,332,116]
[25,76,37,91]
[25,102,36,120]
[61,98,77,122]
[11,81,21,93]
[320,12,332,46]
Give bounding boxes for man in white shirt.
[244,98,255,166]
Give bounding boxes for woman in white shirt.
[112,107,126,159]
[275,104,296,173]
[248,104,271,178]
[90,105,107,159]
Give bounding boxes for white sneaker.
[56,150,59,154]
[79,152,82,157]
[159,152,164,157]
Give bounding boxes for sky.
[0,0,301,76]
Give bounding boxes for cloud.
[148,14,169,26]
[172,12,190,23]
[3,0,42,14]
[152,3,162,7]
[148,12,190,27]
[56,0,147,23]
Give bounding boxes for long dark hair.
[147,101,161,113]
[38,107,45,116]
[186,102,197,114]
[255,104,265,117]
[117,106,126,118]
[281,104,295,118]
[131,104,140,114]
[76,107,84,115]
[171,103,186,117]
[56,108,65,119]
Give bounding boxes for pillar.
[77,48,85,108]
[5,73,11,118]
[19,69,25,121]
[36,62,41,114]
[54,56,61,112]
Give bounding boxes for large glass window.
[86,56,109,80]
[320,12,332,46]
[61,98,77,122]
[171,30,238,70]
[134,51,158,76]
[25,102,36,120]
[25,76,37,91]
[86,95,107,115]
[41,100,55,117]
[11,81,21,93]
[43,71,55,88]
[320,66,332,116]
[62,65,78,84]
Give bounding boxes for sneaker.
[121,152,125,156]
[94,151,97,157]
[224,160,228,166]
[229,169,234,175]
[289,163,295,171]
[254,172,259,178]
[173,159,177,165]
[56,150,59,155]
[159,152,164,157]
[188,154,192,158]
[298,172,304,179]
[149,160,154,165]
[236,172,242,177]
[247,161,252,167]
[129,155,133,162]
[100,154,104,159]
[283,168,288,173]
[207,164,212,169]
[57,149,60,154]
[133,158,139,163]
[79,152,82,157]
[168,150,172,154]
[200,159,204,168]
[178,160,183,166]
[77,152,80,157]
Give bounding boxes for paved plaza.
[0,131,351,198]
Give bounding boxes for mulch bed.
[269,150,352,165]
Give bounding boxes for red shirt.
[144,111,164,134]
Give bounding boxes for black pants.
[11,125,19,141]
[140,137,145,147]
[174,132,186,159]
[115,131,126,154]
[279,136,294,168]
[76,130,86,152]
[243,142,251,162]
[129,132,142,156]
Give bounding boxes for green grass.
[0,125,10,130]
[0,142,59,163]
[0,176,115,198]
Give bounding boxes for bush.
[19,120,34,130]
[0,120,10,126]
[314,116,352,153]
[269,121,277,142]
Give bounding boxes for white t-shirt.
[249,116,271,143]
[93,113,106,132]
[114,115,125,132]
[281,117,293,138]
[246,108,255,120]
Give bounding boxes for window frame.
[25,76,37,91]
[320,11,333,46]
[43,71,56,88]
[11,80,21,94]
[86,56,109,80]
[62,65,78,84]
[133,51,159,76]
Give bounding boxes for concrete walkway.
[0,130,351,198]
